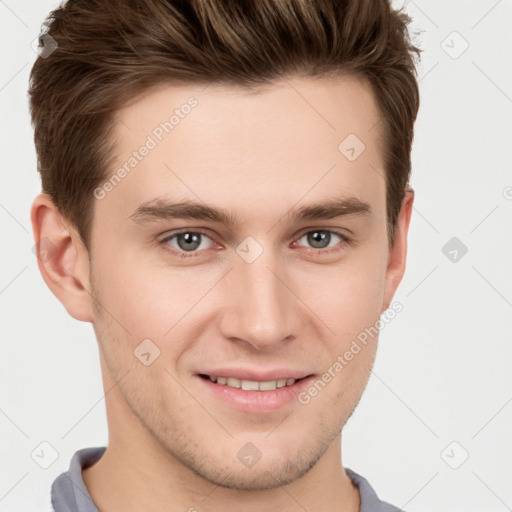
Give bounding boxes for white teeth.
[259,380,277,391]
[227,377,241,388]
[208,376,297,390]
[241,379,259,391]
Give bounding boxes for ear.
[381,188,414,313]
[30,192,95,323]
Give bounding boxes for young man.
[29,0,420,510]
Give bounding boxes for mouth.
[198,373,309,391]
[196,372,315,413]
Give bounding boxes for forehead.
[99,75,386,227]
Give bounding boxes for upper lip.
[198,368,313,382]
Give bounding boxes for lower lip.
[196,375,315,413]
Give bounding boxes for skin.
[31,75,414,512]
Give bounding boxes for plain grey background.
[1,1,511,511]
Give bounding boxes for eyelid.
[294,226,351,241]
[159,227,214,241]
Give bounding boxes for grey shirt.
[51,446,404,511]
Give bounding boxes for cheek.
[91,249,217,358]
[91,246,170,325]
[301,258,386,340]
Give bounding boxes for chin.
[192,456,317,491]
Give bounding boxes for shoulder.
[345,467,405,512]
[51,446,106,512]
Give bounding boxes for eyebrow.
[128,195,372,227]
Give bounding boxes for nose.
[218,245,303,352]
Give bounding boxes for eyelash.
[159,228,352,259]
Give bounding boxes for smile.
[200,374,299,391]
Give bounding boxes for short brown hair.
[29,0,421,251]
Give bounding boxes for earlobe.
[30,193,95,323]
[381,188,415,313]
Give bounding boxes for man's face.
[88,76,401,489]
